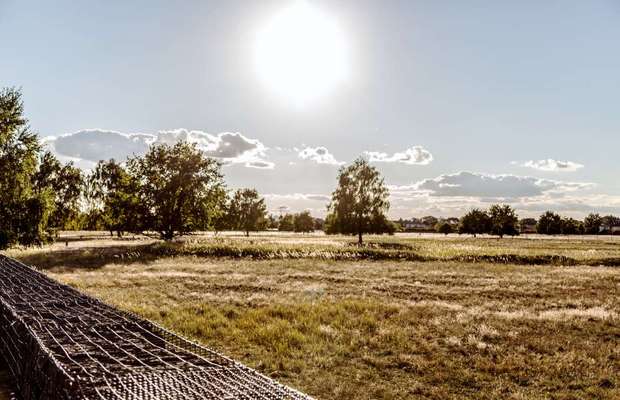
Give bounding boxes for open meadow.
[2,232,620,399]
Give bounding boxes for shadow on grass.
[13,243,164,271]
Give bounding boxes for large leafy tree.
[227,188,268,236]
[488,204,519,238]
[128,142,226,240]
[33,152,84,230]
[536,211,562,235]
[294,211,315,233]
[458,209,491,237]
[0,88,53,248]
[325,157,390,244]
[86,159,142,237]
[278,214,295,232]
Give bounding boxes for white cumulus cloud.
[44,128,273,169]
[364,146,433,165]
[298,146,344,165]
[390,171,593,199]
[519,159,584,172]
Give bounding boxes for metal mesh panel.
[0,255,312,400]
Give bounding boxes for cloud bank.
[391,171,593,199]
[45,128,273,169]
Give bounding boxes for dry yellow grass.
[2,233,620,399]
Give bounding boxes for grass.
[9,232,620,270]
[3,232,620,399]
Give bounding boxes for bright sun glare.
[255,1,348,106]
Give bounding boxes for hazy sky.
[2,0,619,218]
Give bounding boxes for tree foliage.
[0,88,52,248]
[294,211,315,233]
[127,143,226,240]
[227,188,268,236]
[86,160,142,237]
[325,158,390,244]
[278,214,295,232]
[33,152,84,230]
[459,209,491,237]
[583,213,602,235]
[536,211,562,235]
[561,217,584,235]
[488,204,519,238]
[435,221,453,236]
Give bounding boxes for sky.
[1,0,619,218]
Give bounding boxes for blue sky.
[1,0,619,217]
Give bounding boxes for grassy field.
[2,233,620,399]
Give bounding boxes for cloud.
[298,146,344,165]
[391,171,594,199]
[364,146,433,165]
[518,159,584,172]
[264,193,331,202]
[245,160,275,169]
[45,128,273,168]
[47,129,152,163]
[263,193,331,216]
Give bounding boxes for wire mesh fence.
[0,255,312,400]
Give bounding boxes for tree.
[435,221,453,236]
[278,214,295,231]
[488,204,519,238]
[536,211,562,235]
[0,88,53,248]
[33,152,84,231]
[128,142,226,240]
[600,215,620,235]
[583,213,602,234]
[267,214,279,230]
[227,188,268,236]
[561,217,583,235]
[212,193,232,235]
[87,160,142,237]
[325,158,390,245]
[459,209,491,237]
[294,211,315,233]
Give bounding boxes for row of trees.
[0,88,276,247]
[434,208,620,237]
[275,211,317,233]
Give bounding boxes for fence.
[0,255,312,400]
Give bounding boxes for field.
[2,232,620,399]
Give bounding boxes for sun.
[254,1,349,106]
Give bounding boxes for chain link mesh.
[0,255,312,400]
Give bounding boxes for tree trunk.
[358,231,363,245]
[245,230,249,237]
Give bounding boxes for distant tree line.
[419,208,619,238]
